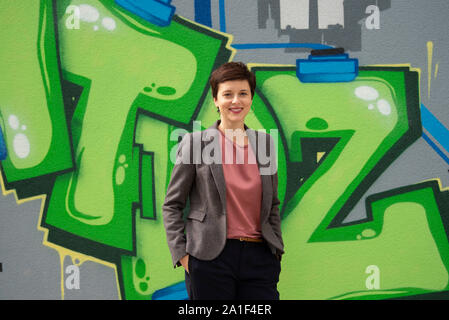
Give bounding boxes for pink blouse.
[219,129,263,239]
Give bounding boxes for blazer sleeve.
[269,170,284,257]
[267,134,284,257]
[162,133,195,268]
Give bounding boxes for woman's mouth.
[229,108,243,114]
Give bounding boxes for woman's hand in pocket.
[180,254,190,273]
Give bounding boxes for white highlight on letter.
[377,99,391,115]
[79,4,99,22]
[355,86,379,101]
[13,133,30,159]
[102,17,116,31]
[8,115,19,130]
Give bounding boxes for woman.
[162,62,284,300]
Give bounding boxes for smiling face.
[214,79,253,129]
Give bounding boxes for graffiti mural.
[1,0,449,300]
[250,65,449,299]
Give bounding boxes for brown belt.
[238,237,263,243]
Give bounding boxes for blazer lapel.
[204,121,227,214]
[210,163,227,215]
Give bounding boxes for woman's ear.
[213,98,220,113]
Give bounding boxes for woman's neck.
[218,120,248,146]
[218,119,245,132]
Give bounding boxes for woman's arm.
[162,133,195,268]
[269,170,284,259]
[265,133,284,259]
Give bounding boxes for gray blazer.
[162,120,284,268]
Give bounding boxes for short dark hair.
[209,62,256,100]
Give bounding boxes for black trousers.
[185,239,281,300]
